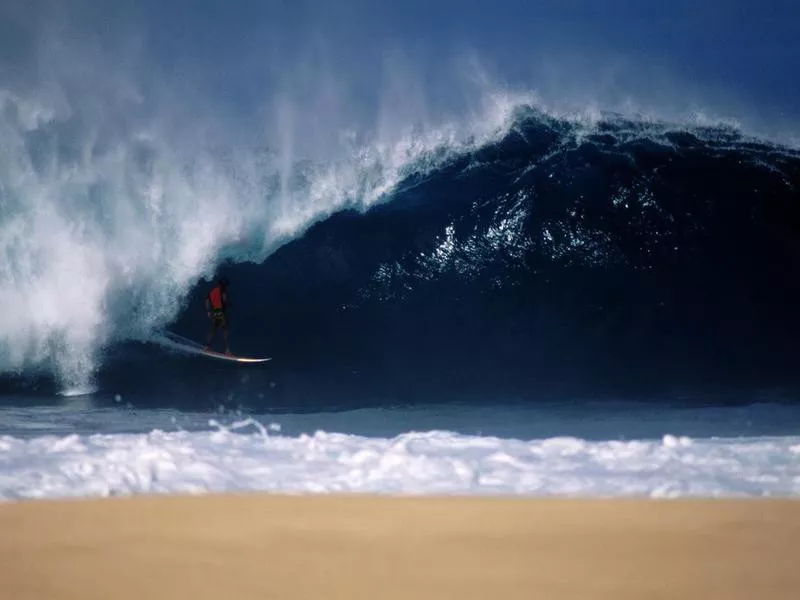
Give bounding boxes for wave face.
[156,108,798,407]
[4,104,800,408]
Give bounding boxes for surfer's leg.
[205,320,218,351]
[222,318,231,355]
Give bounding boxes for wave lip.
[1,422,798,500]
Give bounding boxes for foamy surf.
[1,419,798,500]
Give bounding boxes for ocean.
[2,97,800,500]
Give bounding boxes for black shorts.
[210,310,227,326]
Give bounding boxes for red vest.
[208,286,225,310]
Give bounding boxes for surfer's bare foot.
[203,346,211,351]
[225,350,233,356]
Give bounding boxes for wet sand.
[0,494,798,599]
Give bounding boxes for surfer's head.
[218,277,229,289]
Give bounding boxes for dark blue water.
[6,107,800,412]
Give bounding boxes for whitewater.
[0,401,798,500]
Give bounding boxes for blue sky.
[2,0,799,140]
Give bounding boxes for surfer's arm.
[204,297,211,317]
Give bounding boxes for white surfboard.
[155,331,272,364]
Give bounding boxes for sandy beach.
[0,494,798,599]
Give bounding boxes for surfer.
[204,277,232,355]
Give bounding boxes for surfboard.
[155,332,272,364]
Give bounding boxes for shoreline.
[1,494,798,599]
